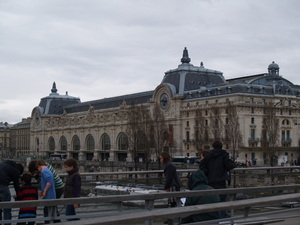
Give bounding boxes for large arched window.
[118,132,128,150]
[86,134,95,151]
[101,133,111,150]
[60,136,67,151]
[72,135,80,151]
[48,137,55,151]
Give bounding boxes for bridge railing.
[1,183,300,224]
[58,166,300,187]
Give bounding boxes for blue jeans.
[66,205,79,221]
[0,184,12,225]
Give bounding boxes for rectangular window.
[186,131,190,141]
[282,130,285,141]
[251,129,255,139]
[287,130,290,139]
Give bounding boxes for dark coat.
[183,170,221,223]
[0,160,22,192]
[163,161,182,191]
[64,168,81,198]
[201,148,236,187]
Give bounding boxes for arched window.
[60,136,67,151]
[48,137,55,151]
[86,134,95,151]
[118,132,128,150]
[101,133,111,150]
[72,135,80,151]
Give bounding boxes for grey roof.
[0,122,11,129]
[64,91,154,114]
[183,69,300,101]
[162,48,225,95]
[38,82,81,115]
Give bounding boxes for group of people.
[0,141,234,224]
[0,157,81,224]
[160,140,237,223]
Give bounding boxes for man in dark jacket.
[182,170,220,223]
[201,141,236,217]
[0,160,24,223]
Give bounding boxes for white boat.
[95,184,163,195]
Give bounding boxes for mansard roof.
[38,82,81,115]
[64,91,153,113]
[162,47,225,95]
[183,62,300,101]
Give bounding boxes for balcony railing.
[281,137,292,143]
[248,137,260,142]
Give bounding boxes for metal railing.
[1,183,300,224]
[1,166,300,224]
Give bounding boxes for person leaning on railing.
[28,159,64,223]
[28,160,65,199]
[181,170,220,224]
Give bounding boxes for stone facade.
[0,122,11,157]
[27,48,300,166]
[10,118,31,156]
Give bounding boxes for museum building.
[30,48,300,166]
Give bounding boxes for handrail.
[2,167,300,224]
[1,184,299,209]
[0,184,299,224]
[56,165,300,177]
[57,193,300,225]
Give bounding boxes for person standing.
[63,158,81,220]
[181,170,220,223]
[198,150,209,169]
[201,140,237,217]
[14,174,38,225]
[29,159,64,222]
[28,160,64,199]
[0,160,24,225]
[159,152,182,207]
[36,159,56,223]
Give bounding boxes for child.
[36,159,56,223]
[14,173,38,225]
[29,160,64,223]
[28,160,65,199]
[64,158,81,220]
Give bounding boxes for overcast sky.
[1,0,300,124]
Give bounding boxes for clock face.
[160,93,169,110]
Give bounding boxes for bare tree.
[209,106,225,142]
[194,108,206,153]
[261,101,280,166]
[126,102,152,172]
[225,101,243,159]
[151,103,167,170]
